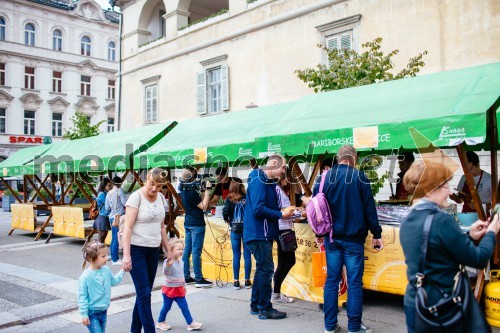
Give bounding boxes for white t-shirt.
[457,171,492,205]
[126,190,166,247]
[276,185,292,230]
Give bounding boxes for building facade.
[116,0,499,130]
[0,0,119,158]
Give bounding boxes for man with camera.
[179,166,213,288]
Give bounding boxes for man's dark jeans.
[246,240,274,312]
[323,238,364,332]
[129,245,159,333]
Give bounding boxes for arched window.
[25,23,35,46]
[52,29,62,51]
[107,41,116,62]
[81,35,91,56]
[0,17,5,41]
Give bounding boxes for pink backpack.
[306,171,333,240]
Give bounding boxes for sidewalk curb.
[0,285,162,330]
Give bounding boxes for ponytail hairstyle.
[82,240,106,269]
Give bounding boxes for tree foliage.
[295,37,428,93]
[63,110,105,140]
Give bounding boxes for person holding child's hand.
[78,241,124,333]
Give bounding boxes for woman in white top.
[272,170,296,304]
[121,168,170,333]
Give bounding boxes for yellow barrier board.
[175,217,406,302]
[52,206,111,245]
[11,204,35,231]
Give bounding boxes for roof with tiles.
[27,0,119,24]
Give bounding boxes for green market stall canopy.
[138,62,500,168]
[0,121,177,176]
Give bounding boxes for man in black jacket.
[322,145,383,333]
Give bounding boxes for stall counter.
[175,216,407,303]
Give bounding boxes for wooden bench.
[9,203,48,240]
[47,206,110,246]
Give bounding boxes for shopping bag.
[312,250,327,287]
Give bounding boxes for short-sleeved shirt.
[126,190,166,247]
[213,181,231,200]
[457,171,492,205]
[179,189,205,227]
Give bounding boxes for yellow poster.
[353,126,379,149]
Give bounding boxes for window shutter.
[221,64,229,111]
[326,36,339,51]
[341,34,351,50]
[196,70,207,115]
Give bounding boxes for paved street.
[0,211,495,333]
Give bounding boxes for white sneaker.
[325,323,340,333]
[112,260,122,266]
[272,293,294,303]
[186,321,203,331]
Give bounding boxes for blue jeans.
[405,305,415,333]
[158,294,193,325]
[183,225,206,281]
[110,221,119,262]
[246,240,274,312]
[230,232,251,280]
[324,238,364,332]
[129,245,159,333]
[87,309,107,333]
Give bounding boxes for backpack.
[306,171,333,239]
[231,200,245,233]
[89,200,99,220]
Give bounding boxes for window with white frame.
[24,111,35,135]
[107,118,115,132]
[0,63,5,86]
[52,71,62,93]
[0,108,5,134]
[316,15,361,66]
[52,113,62,137]
[25,67,35,89]
[53,29,62,51]
[0,17,5,41]
[81,75,91,96]
[25,23,35,46]
[108,41,116,62]
[196,60,228,115]
[144,85,157,124]
[81,35,91,56]
[107,80,115,99]
[86,116,91,124]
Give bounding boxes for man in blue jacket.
[320,145,383,333]
[244,154,293,320]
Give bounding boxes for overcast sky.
[93,0,114,11]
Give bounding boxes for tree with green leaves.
[295,37,428,93]
[63,110,105,140]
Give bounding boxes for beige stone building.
[0,0,119,158]
[116,0,499,130]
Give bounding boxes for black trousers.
[273,229,296,293]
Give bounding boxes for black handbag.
[279,229,297,252]
[414,214,491,333]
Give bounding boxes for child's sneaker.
[156,322,171,331]
[245,280,252,289]
[272,292,294,303]
[233,281,240,290]
[187,321,203,331]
